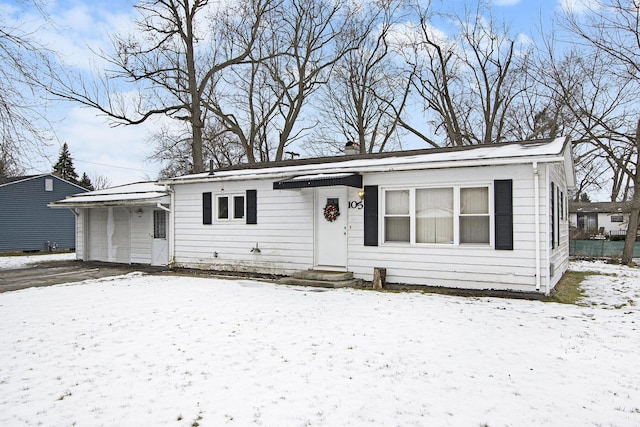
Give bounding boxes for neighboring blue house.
[0,174,87,253]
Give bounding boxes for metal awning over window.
[273,173,362,190]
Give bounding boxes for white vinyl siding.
[171,159,571,294]
[173,180,314,275]
[350,165,542,292]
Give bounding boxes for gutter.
[162,155,569,186]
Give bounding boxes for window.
[460,187,489,244]
[154,210,167,239]
[611,215,624,223]
[217,196,229,219]
[217,194,245,221]
[233,195,245,219]
[45,178,53,192]
[384,190,410,242]
[416,188,453,244]
[383,185,490,245]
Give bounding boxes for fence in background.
[570,240,640,258]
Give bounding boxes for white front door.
[315,188,348,269]
[151,210,169,266]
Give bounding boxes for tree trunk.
[621,117,640,265]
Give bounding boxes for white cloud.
[558,0,601,14]
[492,0,521,5]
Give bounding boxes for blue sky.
[5,0,583,186]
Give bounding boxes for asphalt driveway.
[0,261,167,293]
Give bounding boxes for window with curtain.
[384,190,410,242]
[383,185,490,245]
[460,187,489,244]
[416,188,453,244]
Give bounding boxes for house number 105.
[349,200,364,209]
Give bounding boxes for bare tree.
[149,118,245,177]
[558,0,640,264]
[203,0,375,162]
[0,0,54,176]
[309,0,409,156]
[399,1,531,147]
[50,0,274,173]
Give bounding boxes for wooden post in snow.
[373,268,386,289]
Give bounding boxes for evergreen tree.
[79,172,94,191]
[52,143,79,183]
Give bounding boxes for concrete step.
[291,270,354,281]
[277,276,359,288]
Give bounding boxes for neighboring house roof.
[50,182,170,208]
[569,201,631,214]
[163,137,575,188]
[0,173,87,191]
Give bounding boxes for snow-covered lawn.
[0,261,638,426]
[0,252,76,270]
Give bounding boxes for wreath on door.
[323,202,340,222]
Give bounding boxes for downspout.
[165,185,175,265]
[545,165,551,295]
[533,162,541,292]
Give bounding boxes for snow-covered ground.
[0,260,638,426]
[0,252,76,270]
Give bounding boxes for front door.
[151,210,169,266]
[315,188,348,269]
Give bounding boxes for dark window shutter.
[364,185,378,246]
[246,189,257,224]
[494,180,513,250]
[203,192,212,225]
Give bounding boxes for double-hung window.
[459,187,489,244]
[383,185,490,245]
[384,190,410,242]
[217,194,245,221]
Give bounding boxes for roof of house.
[569,201,631,214]
[0,173,87,191]
[50,182,170,208]
[163,136,575,187]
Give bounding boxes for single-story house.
[51,137,575,295]
[569,201,630,239]
[162,136,574,295]
[0,174,87,252]
[50,182,171,266]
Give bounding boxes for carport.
[50,182,171,266]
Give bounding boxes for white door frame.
[314,187,348,270]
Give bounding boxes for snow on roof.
[165,137,573,185]
[50,182,169,207]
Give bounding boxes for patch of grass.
[545,270,596,304]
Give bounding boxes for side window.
[217,196,229,219]
[45,178,53,192]
[217,194,245,221]
[233,195,245,219]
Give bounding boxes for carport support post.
[373,268,386,289]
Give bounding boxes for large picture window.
[416,188,453,243]
[383,185,490,245]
